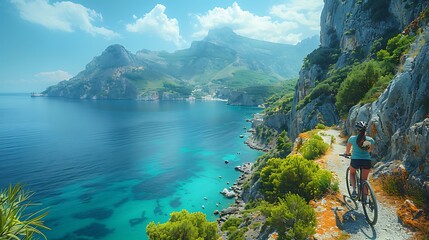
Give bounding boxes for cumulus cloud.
[11,0,118,39]
[126,4,185,47]
[35,70,72,83]
[193,1,323,44]
[270,0,324,31]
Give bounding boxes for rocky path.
[319,129,413,240]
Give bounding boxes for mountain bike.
[340,153,378,225]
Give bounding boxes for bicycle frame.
[341,154,378,225]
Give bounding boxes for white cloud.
[11,0,118,39]
[193,1,323,44]
[270,0,324,31]
[35,70,72,83]
[126,4,185,47]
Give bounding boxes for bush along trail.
[314,129,414,240]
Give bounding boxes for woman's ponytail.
[357,130,366,149]
[355,121,368,150]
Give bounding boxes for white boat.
[30,92,44,97]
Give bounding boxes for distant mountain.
[42,28,319,105]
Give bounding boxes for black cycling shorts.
[350,159,372,169]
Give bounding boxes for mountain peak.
[207,27,236,36]
[204,27,238,44]
[86,44,136,70]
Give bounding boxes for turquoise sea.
[0,94,262,239]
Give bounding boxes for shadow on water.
[129,211,148,227]
[54,223,114,240]
[333,195,377,239]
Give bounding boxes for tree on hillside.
[266,193,316,240]
[276,130,293,158]
[336,61,379,115]
[260,155,332,202]
[146,210,218,240]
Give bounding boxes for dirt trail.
[318,129,413,240]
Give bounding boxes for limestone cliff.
[346,27,429,192]
[264,0,429,140]
[259,0,429,192]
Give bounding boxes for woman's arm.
[345,142,352,156]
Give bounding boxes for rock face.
[321,0,425,52]
[255,0,429,193]
[346,29,429,191]
[277,0,429,140]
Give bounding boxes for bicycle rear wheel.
[362,181,378,225]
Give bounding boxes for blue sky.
[0,0,324,92]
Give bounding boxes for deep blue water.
[0,94,262,239]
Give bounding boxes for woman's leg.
[361,168,371,200]
[349,165,357,192]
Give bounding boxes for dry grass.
[373,176,429,240]
[310,143,347,240]
[397,200,429,240]
[310,192,347,240]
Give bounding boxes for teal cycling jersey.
[348,135,374,160]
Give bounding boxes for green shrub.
[379,173,428,209]
[264,95,294,116]
[259,155,332,202]
[377,33,416,67]
[276,130,293,158]
[221,217,247,240]
[304,47,341,69]
[146,210,218,240]
[267,194,316,240]
[332,178,340,193]
[299,134,329,160]
[227,227,247,240]
[316,123,327,129]
[221,217,242,232]
[254,124,277,144]
[370,37,385,55]
[296,66,350,110]
[336,60,380,115]
[361,74,394,103]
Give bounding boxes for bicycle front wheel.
[346,167,359,199]
[346,167,352,197]
[362,181,378,225]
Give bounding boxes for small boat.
[239,135,244,138]
[224,160,229,164]
[30,92,44,97]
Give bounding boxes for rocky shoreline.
[244,135,270,152]
[217,162,253,224]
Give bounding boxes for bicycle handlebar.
[339,153,351,158]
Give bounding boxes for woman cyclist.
[345,121,375,200]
